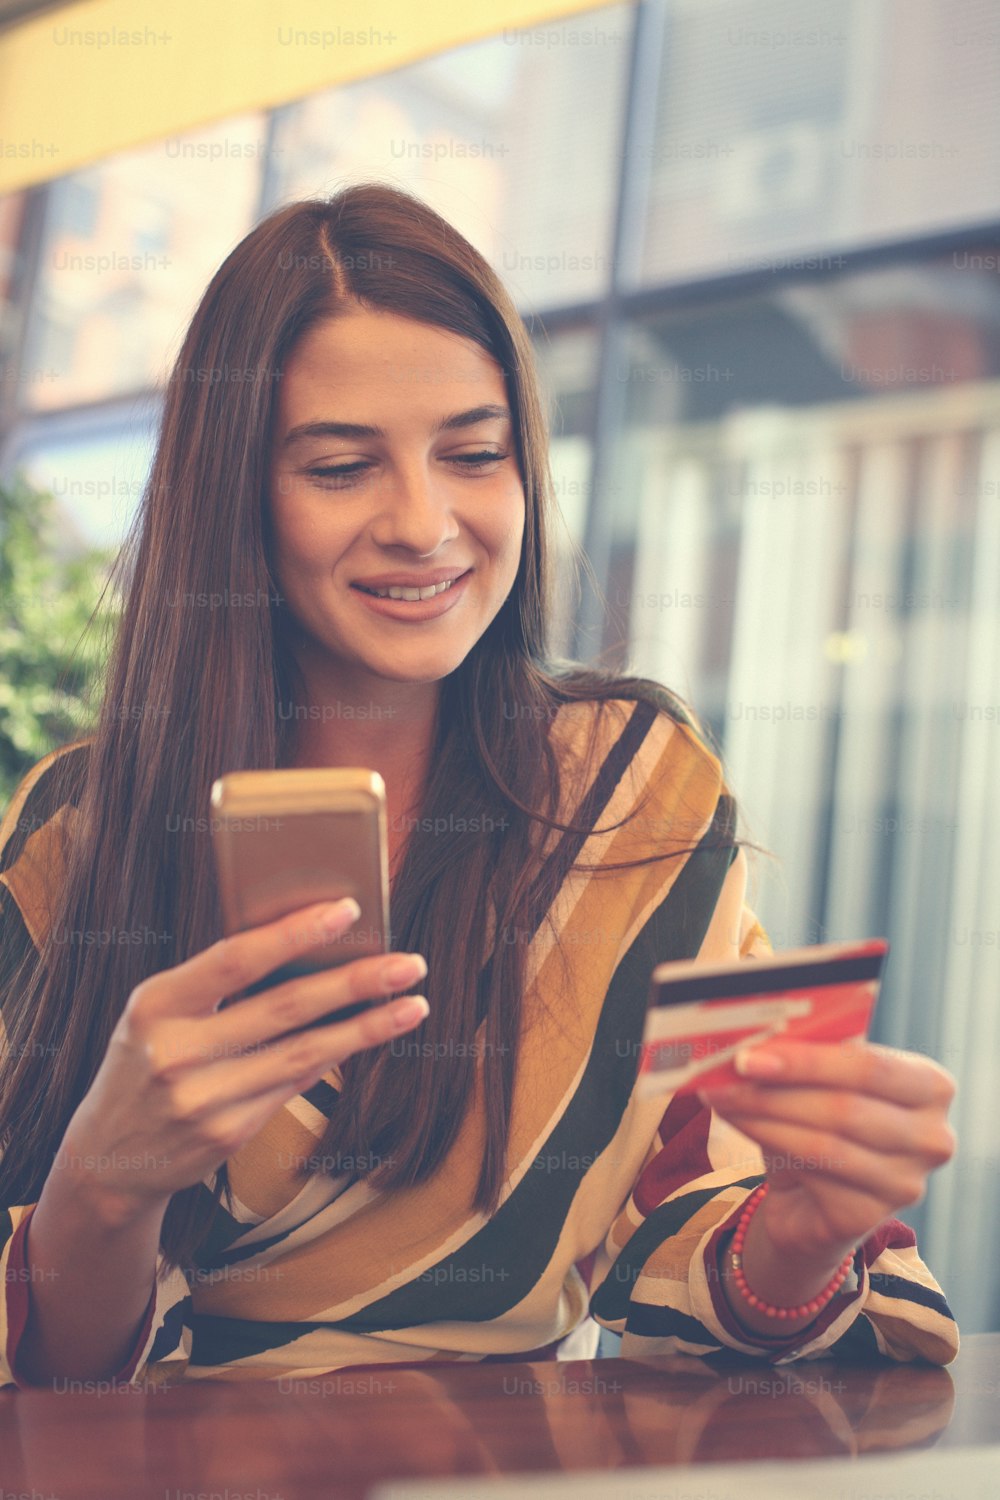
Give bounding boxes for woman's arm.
[7,1154,172,1387]
[716,1202,853,1341]
[589,845,959,1365]
[698,1031,958,1354]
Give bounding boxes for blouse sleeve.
[588,847,960,1367]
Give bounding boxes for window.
[634,0,1000,287]
[19,114,268,412]
[262,5,633,314]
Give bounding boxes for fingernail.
[390,995,429,1029]
[735,1048,784,1077]
[381,953,427,987]
[319,898,361,933]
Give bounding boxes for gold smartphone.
[210,768,390,1030]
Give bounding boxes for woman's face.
[268,308,526,700]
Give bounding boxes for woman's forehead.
[274,316,510,438]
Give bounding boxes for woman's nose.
[369,464,460,553]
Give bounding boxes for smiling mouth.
[354,573,468,601]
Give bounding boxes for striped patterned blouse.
[1,697,959,1387]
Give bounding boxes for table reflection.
[0,1351,960,1500]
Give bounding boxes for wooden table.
[1,1335,997,1499]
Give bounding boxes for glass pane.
[264,5,633,312]
[615,246,1000,1328]
[8,405,159,550]
[20,115,267,410]
[619,248,1000,915]
[635,0,1000,287]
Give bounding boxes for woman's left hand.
[698,1038,957,1266]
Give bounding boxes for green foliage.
[0,472,121,808]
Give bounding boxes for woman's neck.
[282,677,440,877]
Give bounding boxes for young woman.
[0,185,958,1387]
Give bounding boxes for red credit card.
[637,938,888,1097]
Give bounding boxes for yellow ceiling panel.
[0,0,615,193]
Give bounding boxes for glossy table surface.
[1,1334,997,1499]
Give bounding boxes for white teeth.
[367,578,456,601]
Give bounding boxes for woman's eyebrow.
[283,403,512,448]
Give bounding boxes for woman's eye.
[449,447,509,465]
[304,451,508,488]
[307,459,373,483]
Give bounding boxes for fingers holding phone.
[51,766,427,1220]
[58,896,429,1220]
[194,895,431,1092]
[137,891,430,1112]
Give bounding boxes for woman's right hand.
[52,898,429,1223]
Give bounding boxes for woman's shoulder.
[0,739,93,887]
[546,682,723,786]
[542,685,727,849]
[0,740,93,957]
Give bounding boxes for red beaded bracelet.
[730,1183,855,1321]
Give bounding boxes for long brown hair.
[0,184,763,1276]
